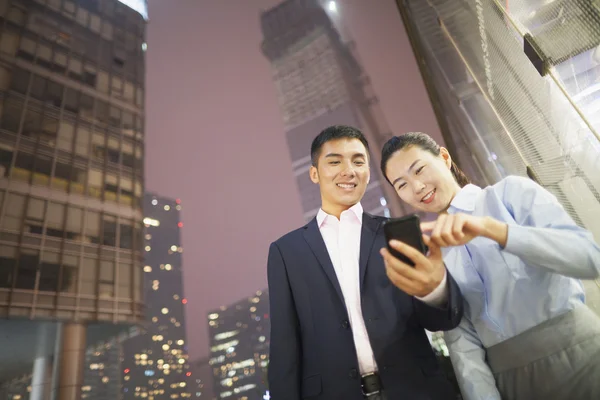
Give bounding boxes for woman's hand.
[420,213,508,248]
[380,236,446,298]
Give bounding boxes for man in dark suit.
[267,125,463,399]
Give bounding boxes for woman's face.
[384,146,461,214]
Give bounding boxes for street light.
[328,1,337,12]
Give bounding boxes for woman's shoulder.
[487,175,541,196]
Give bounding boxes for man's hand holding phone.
[380,236,445,297]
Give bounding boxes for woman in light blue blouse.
[379,132,600,400]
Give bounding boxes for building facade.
[260,0,409,221]
[208,290,269,400]
[119,193,192,399]
[0,0,146,398]
[189,357,215,400]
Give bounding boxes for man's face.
[310,138,370,217]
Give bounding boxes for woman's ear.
[439,147,452,169]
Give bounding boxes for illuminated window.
[143,217,160,227]
[208,313,219,320]
[144,265,152,272]
[161,308,169,314]
[102,377,109,383]
[249,306,256,312]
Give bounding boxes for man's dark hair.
[310,125,370,166]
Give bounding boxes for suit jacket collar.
[303,213,383,303]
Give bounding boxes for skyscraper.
[0,0,146,398]
[119,193,192,399]
[189,357,215,400]
[260,0,408,221]
[208,290,270,400]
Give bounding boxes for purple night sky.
[144,0,442,360]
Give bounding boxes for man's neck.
[321,203,356,220]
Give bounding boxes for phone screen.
[382,214,428,266]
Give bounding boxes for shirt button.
[349,368,359,379]
[341,320,350,329]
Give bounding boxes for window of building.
[80,257,97,295]
[83,64,97,87]
[66,205,83,240]
[17,36,36,62]
[2,193,26,232]
[104,172,118,202]
[6,6,26,26]
[0,30,19,56]
[60,254,78,293]
[46,202,66,238]
[89,13,101,33]
[119,220,133,249]
[85,210,100,244]
[0,65,10,91]
[15,249,39,290]
[75,123,91,156]
[39,251,61,292]
[99,259,115,297]
[102,214,117,246]
[109,106,121,128]
[79,94,94,120]
[46,81,64,108]
[97,70,109,94]
[0,148,12,177]
[64,89,80,114]
[2,97,23,133]
[118,262,131,298]
[57,120,75,152]
[29,75,47,100]
[76,6,89,27]
[0,245,16,288]
[53,51,68,74]
[52,159,71,192]
[36,44,53,69]
[68,57,83,81]
[13,151,33,182]
[88,168,103,198]
[25,197,46,235]
[101,21,113,41]
[10,68,30,94]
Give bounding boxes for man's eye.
[416,166,425,174]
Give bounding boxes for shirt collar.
[317,202,363,227]
[449,184,482,212]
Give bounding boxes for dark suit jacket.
[267,212,463,400]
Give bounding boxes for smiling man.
[267,125,464,400]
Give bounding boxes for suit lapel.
[303,218,344,303]
[359,213,383,293]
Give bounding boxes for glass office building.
[0,0,146,398]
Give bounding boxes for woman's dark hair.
[380,132,470,188]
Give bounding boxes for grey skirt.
[486,305,600,400]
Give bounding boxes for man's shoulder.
[272,222,313,248]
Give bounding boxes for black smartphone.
[382,214,428,266]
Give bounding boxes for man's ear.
[309,165,319,184]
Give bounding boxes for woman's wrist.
[483,216,509,248]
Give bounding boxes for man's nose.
[341,163,355,176]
